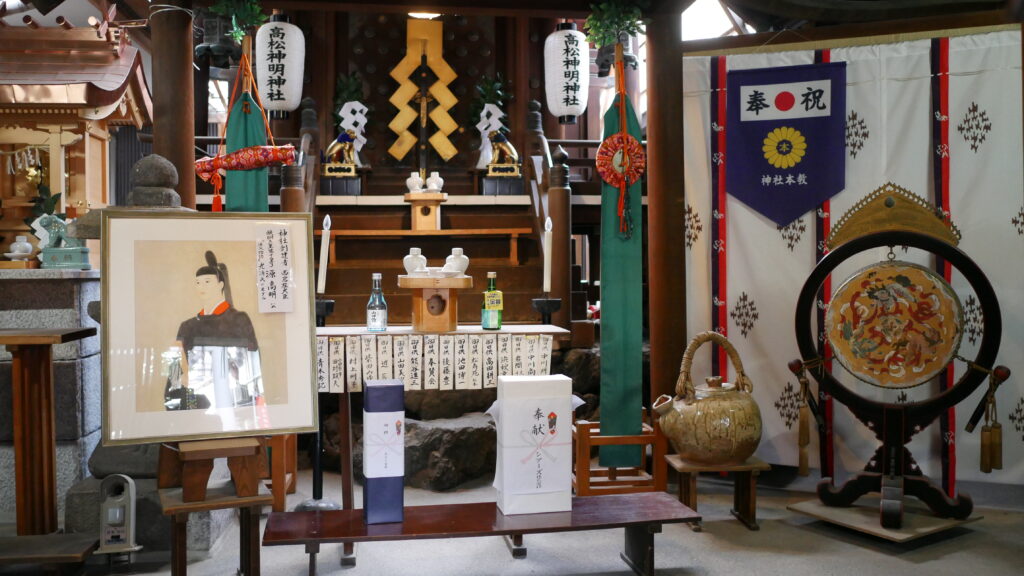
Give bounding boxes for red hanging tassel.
[211,172,224,212]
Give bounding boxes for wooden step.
[326,266,542,291]
[319,228,537,267]
[323,291,544,325]
[315,203,536,232]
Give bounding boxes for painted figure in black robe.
[165,250,262,410]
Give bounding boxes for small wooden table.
[159,481,273,576]
[664,455,771,531]
[0,327,96,535]
[263,492,700,576]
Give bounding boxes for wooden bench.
[0,533,98,574]
[263,491,700,576]
[314,228,532,265]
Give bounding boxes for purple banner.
[726,62,846,226]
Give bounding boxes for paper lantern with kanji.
[544,22,589,124]
[255,15,305,113]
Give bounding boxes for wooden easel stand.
[158,438,261,502]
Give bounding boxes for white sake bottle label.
[367,309,387,331]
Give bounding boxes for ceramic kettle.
[653,331,762,465]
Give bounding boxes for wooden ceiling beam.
[681,9,1014,53]
[259,1,594,18]
[724,0,1003,24]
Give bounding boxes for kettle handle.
[676,331,753,402]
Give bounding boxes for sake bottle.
[481,271,503,330]
[367,273,388,331]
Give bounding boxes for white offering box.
[488,374,577,515]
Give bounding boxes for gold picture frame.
[101,211,318,445]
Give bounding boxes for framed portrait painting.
[101,211,318,445]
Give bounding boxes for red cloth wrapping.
[195,144,297,193]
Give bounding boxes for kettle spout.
[652,394,675,416]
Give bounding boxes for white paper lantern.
[544,23,589,125]
[255,16,305,113]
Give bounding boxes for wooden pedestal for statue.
[403,192,447,231]
[397,275,473,332]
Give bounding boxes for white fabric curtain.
[683,29,1023,486]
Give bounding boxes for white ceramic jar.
[403,247,428,275]
[426,171,444,192]
[406,171,424,193]
[444,247,469,275]
[7,236,32,260]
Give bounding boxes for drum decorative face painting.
[825,261,963,389]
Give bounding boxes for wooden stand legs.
[170,513,187,575]
[10,344,57,535]
[238,506,261,576]
[731,471,760,530]
[665,455,769,531]
[170,505,261,576]
[621,523,661,576]
[503,534,527,559]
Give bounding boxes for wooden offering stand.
[572,415,668,497]
[157,438,262,502]
[397,274,473,332]
[404,192,447,231]
[664,455,771,531]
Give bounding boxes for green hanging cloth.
[596,89,646,467]
[225,92,269,212]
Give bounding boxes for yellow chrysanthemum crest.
[762,126,807,169]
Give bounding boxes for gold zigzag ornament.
[827,182,962,251]
[388,19,459,162]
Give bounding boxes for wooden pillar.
[548,148,571,329]
[646,8,686,404]
[47,127,66,213]
[510,16,531,165]
[150,0,196,208]
[10,344,57,535]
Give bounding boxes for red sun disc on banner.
[596,133,646,188]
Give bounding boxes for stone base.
[0,354,101,443]
[0,431,100,516]
[404,389,496,420]
[65,476,232,551]
[328,413,497,492]
[65,458,233,551]
[0,269,101,363]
